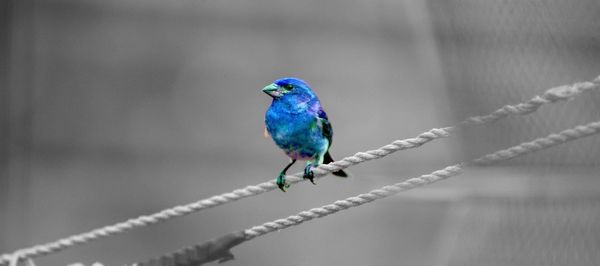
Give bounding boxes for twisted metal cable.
[1,76,598,265]
[132,120,600,266]
[244,120,600,239]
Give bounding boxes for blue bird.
[262,77,348,192]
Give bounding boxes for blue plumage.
[263,77,347,192]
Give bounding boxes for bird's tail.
[323,151,348,177]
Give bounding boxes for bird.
[262,77,348,192]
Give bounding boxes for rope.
[133,120,600,266]
[7,251,35,266]
[0,76,598,265]
[243,163,462,238]
[244,120,600,238]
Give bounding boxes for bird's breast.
[265,108,327,160]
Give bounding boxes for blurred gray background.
[1,0,599,265]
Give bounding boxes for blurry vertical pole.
[399,0,453,117]
[0,0,10,251]
[0,0,36,251]
[393,0,460,158]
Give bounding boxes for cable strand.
[131,120,600,266]
[1,76,598,265]
[243,120,600,239]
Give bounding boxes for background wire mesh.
[1,0,599,265]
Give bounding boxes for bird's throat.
[275,94,315,114]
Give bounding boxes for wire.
[131,120,600,266]
[1,76,598,265]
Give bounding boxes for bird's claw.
[277,174,289,192]
[303,169,316,185]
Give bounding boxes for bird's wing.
[316,108,333,148]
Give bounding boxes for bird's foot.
[276,174,290,192]
[303,166,316,185]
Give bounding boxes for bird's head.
[262,77,316,100]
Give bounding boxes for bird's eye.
[283,84,294,91]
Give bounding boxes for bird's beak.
[262,83,282,98]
